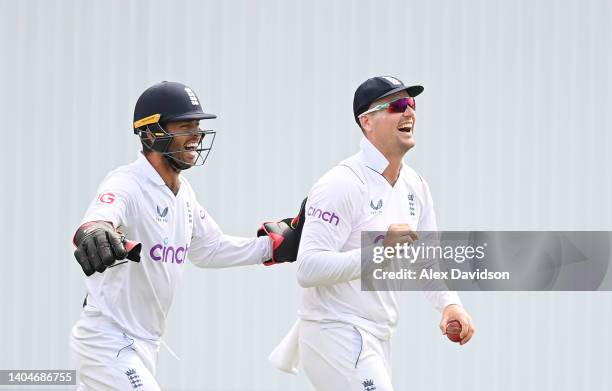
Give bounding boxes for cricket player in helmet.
[133,81,217,171]
[70,81,305,390]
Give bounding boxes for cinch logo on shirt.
[307,206,340,226]
[149,238,189,264]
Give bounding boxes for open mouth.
[398,123,413,133]
[184,142,199,151]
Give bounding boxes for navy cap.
[133,81,217,130]
[353,76,423,125]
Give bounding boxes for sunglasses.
[358,97,416,117]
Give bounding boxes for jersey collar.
[135,151,168,186]
[360,137,390,175]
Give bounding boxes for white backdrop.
[1,0,611,390]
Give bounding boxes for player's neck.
[367,137,405,186]
[145,153,181,195]
[382,158,402,186]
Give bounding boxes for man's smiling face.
[360,91,417,158]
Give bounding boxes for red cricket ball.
[446,320,462,343]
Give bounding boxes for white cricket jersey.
[296,138,461,340]
[79,152,271,340]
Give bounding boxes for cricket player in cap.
[69,81,305,390]
[269,76,475,390]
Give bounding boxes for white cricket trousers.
[70,311,161,390]
[299,321,393,391]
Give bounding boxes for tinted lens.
[387,97,416,113]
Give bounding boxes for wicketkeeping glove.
[73,221,142,276]
[258,198,307,266]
